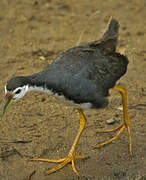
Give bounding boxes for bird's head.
[0,76,29,117]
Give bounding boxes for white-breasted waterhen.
[0,18,132,176]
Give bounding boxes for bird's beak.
[0,93,14,117]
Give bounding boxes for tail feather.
[100,18,119,52]
[102,18,119,42]
[88,18,120,52]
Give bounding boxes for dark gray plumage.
[6,18,128,108]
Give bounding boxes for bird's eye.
[15,89,21,94]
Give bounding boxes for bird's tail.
[102,18,119,42]
[99,18,119,52]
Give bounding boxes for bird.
[0,18,132,176]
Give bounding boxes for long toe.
[33,154,86,176]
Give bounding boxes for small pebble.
[106,118,116,125]
[39,56,46,61]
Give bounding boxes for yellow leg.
[96,86,132,155]
[33,108,87,176]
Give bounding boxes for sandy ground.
[0,0,146,180]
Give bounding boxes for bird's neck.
[26,73,56,96]
[27,84,54,95]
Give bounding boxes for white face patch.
[13,85,29,101]
[5,85,29,101]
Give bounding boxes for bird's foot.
[33,109,88,176]
[96,115,133,155]
[33,152,86,176]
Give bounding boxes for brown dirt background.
[0,0,146,180]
